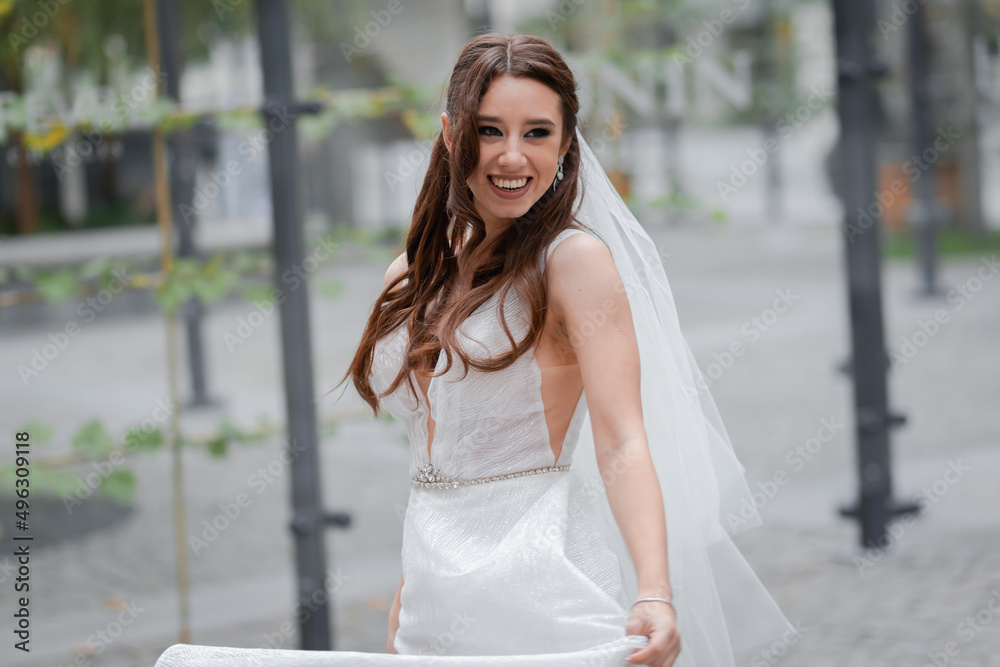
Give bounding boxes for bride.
[154,33,794,667]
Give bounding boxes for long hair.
[332,33,584,417]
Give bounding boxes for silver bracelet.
[630,597,675,612]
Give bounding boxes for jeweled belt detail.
[411,462,571,489]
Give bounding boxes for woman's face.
[442,74,571,232]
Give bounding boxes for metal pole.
[156,0,216,407]
[905,1,940,296]
[467,0,493,33]
[832,0,919,548]
[255,0,332,650]
[955,0,985,235]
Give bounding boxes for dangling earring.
[552,154,565,192]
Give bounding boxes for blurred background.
[0,0,998,665]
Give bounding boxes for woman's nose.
[498,139,527,168]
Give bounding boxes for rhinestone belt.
[411,462,571,489]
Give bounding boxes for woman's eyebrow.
[476,115,556,127]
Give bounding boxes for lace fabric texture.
[379,229,640,655]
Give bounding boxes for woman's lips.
[488,176,532,200]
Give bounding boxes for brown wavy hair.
[331,33,587,417]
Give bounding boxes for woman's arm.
[387,572,403,653]
[547,234,672,601]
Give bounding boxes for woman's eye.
[477,127,551,138]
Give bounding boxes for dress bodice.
[370,229,591,483]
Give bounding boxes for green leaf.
[217,108,263,132]
[229,250,257,273]
[13,265,35,282]
[317,278,344,300]
[131,98,177,129]
[155,279,190,314]
[160,111,201,133]
[0,463,80,498]
[18,421,54,445]
[72,420,116,458]
[35,268,79,304]
[26,466,82,497]
[97,469,136,503]
[300,108,338,143]
[217,420,246,444]
[206,436,228,458]
[123,426,163,453]
[239,283,276,305]
[78,256,112,280]
[192,268,240,303]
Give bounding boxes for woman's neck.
[455,221,503,275]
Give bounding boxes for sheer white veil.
[567,125,797,665]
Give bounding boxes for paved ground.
[1,220,998,667]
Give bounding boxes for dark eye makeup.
[478,126,551,138]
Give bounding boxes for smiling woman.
[154,31,793,667]
[443,74,572,249]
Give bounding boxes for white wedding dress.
[154,229,651,666]
[385,228,644,657]
[155,225,794,666]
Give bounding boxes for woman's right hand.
[386,573,404,653]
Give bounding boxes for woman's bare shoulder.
[544,232,619,324]
[545,232,616,289]
[384,251,408,291]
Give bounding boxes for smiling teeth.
[491,176,528,190]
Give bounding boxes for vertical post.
[955,0,985,234]
[831,0,910,548]
[156,0,215,407]
[466,0,493,33]
[905,2,940,295]
[255,0,332,650]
